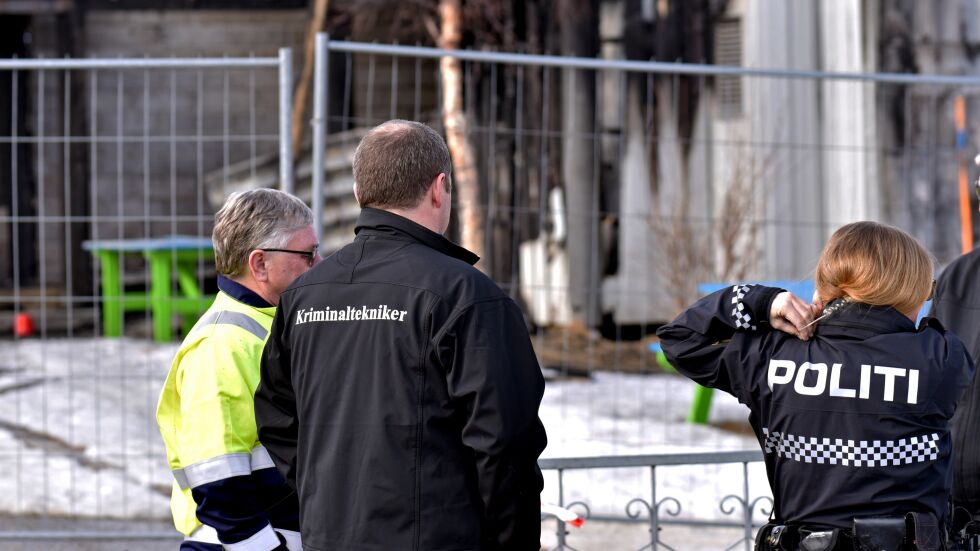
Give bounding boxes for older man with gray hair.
[157,188,318,551]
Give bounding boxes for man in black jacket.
[254,119,547,551]
[931,189,980,546]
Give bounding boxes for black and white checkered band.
[731,284,757,331]
[762,427,940,467]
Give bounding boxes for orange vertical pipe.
[959,163,972,253]
[956,96,973,253]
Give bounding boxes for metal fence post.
[0,53,284,542]
[279,47,295,193]
[743,462,752,551]
[557,468,566,550]
[650,465,659,551]
[311,33,328,243]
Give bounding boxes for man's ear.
[430,173,447,208]
[353,183,361,205]
[247,249,270,282]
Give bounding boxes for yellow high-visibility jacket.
[156,290,300,549]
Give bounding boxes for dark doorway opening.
[0,15,38,289]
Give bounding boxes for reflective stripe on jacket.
[157,290,297,545]
[657,284,975,529]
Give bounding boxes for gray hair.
[212,188,314,277]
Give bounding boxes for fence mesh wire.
[0,43,976,548]
[0,58,284,528]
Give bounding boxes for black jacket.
[254,208,548,551]
[657,284,974,530]
[931,248,980,512]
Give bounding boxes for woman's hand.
[769,291,821,341]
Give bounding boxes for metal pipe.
[279,47,295,193]
[551,515,767,529]
[743,462,752,551]
[557,468,566,550]
[0,58,278,70]
[538,450,763,470]
[5,42,978,86]
[651,465,659,551]
[324,40,980,86]
[311,33,328,243]
[0,532,179,540]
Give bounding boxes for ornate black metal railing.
[539,450,772,551]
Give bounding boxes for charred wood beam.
[0,0,73,14]
[80,0,307,10]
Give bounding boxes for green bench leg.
[148,252,173,343]
[687,385,715,424]
[657,350,715,424]
[96,251,123,337]
[176,261,205,336]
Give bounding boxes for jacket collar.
[815,299,916,338]
[217,274,273,308]
[354,207,480,266]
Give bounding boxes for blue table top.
[695,279,931,330]
[82,235,213,252]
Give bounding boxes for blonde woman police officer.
[659,221,974,551]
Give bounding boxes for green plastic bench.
[83,235,216,343]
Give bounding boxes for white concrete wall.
[819,0,878,231]
[606,83,658,323]
[540,0,881,324]
[606,81,714,323]
[743,0,825,279]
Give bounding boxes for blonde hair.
[815,221,933,318]
[213,189,313,277]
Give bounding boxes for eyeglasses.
[260,245,319,267]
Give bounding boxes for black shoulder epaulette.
[918,316,945,332]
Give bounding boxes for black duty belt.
[949,506,980,551]
[756,512,943,551]
[756,524,851,551]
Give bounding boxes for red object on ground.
[13,312,34,338]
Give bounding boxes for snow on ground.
[0,338,177,518]
[0,338,772,535]
[539,370,772,527]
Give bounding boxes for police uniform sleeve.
[438,297,548,551]
[255,299,299,491]
[935,329,976,419]
[175,338,286,550]
[655,284,783,399]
